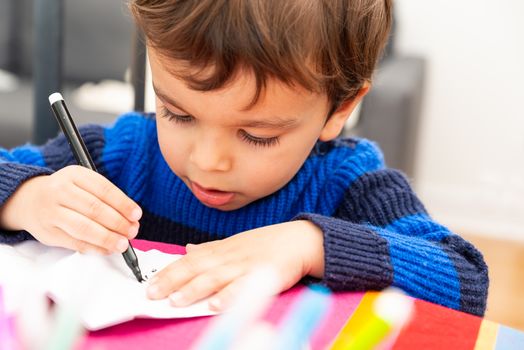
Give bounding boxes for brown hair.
[130,0,392,112]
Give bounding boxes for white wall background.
[394,0,524,241]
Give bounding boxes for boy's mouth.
[190,182,235,207]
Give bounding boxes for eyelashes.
[160,106,280,148]
[238,130,280,147]
[160,107,193,124]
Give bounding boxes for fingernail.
[208,298,221,311]
[169,292,185,306]
[116,238,129,252]
[148,276,159,285]
[147,284,160,298]
[128,224,139,239]
[131,207,142,221]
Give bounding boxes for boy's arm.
[0,115,138,243]
[0,125,105,200]
[294,169,489,317]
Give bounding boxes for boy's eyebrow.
[153,84,299,129]
[153,84,190,114]
[236,117,298,129]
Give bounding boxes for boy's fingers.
[168,266,240,307]
[185,240,218,253]
[71,167,142,222]
[185,243,198,252]
[207,280,243,312]
[61,185,139,239]
[57,207,129,253]
[184,241,222,257]
[47,226,111,255]
[147,255,222,300]
[70,238,112,256]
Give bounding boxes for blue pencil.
[273,285,332,350]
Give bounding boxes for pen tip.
[133,268,144,283]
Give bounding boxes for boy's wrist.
[295,220,325,279]
[0,176,41,231]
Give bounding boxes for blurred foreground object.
[330,288,414,350]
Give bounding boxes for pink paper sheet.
[79,239,364,350]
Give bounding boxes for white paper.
[0,241,217,330]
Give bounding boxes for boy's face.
[149,48,349,211]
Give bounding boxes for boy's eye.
[238,130,280,148]
[160,106,279,148]
[160,107,194,124]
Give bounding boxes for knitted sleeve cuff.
[292,213,393,291]
[0,162,53,243]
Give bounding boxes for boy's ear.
[319,83,370,141]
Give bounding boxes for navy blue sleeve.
[294,169,488,317]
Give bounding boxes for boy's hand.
[0,165,142,254]
[146,220,325,311]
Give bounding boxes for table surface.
[77,239,524,350]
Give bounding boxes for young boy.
[0,0,488,316]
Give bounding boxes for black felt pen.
[48,92,144,282]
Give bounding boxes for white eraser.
[48,92,64,105]
[374,288,414,326]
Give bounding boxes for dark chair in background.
[346,18,426,177]
[0,1,425,178]
[0,0,144,147]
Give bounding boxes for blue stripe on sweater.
[102,113,149,187]
[384,213,451,241]
[373,225,461,310]
[1,145,46,167]
[311,140,385,216]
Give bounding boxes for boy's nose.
[189,136,232,172]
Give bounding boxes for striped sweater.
[0,112,488,316]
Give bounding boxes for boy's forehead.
[154,67,318,110]
[149,46,329,124]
